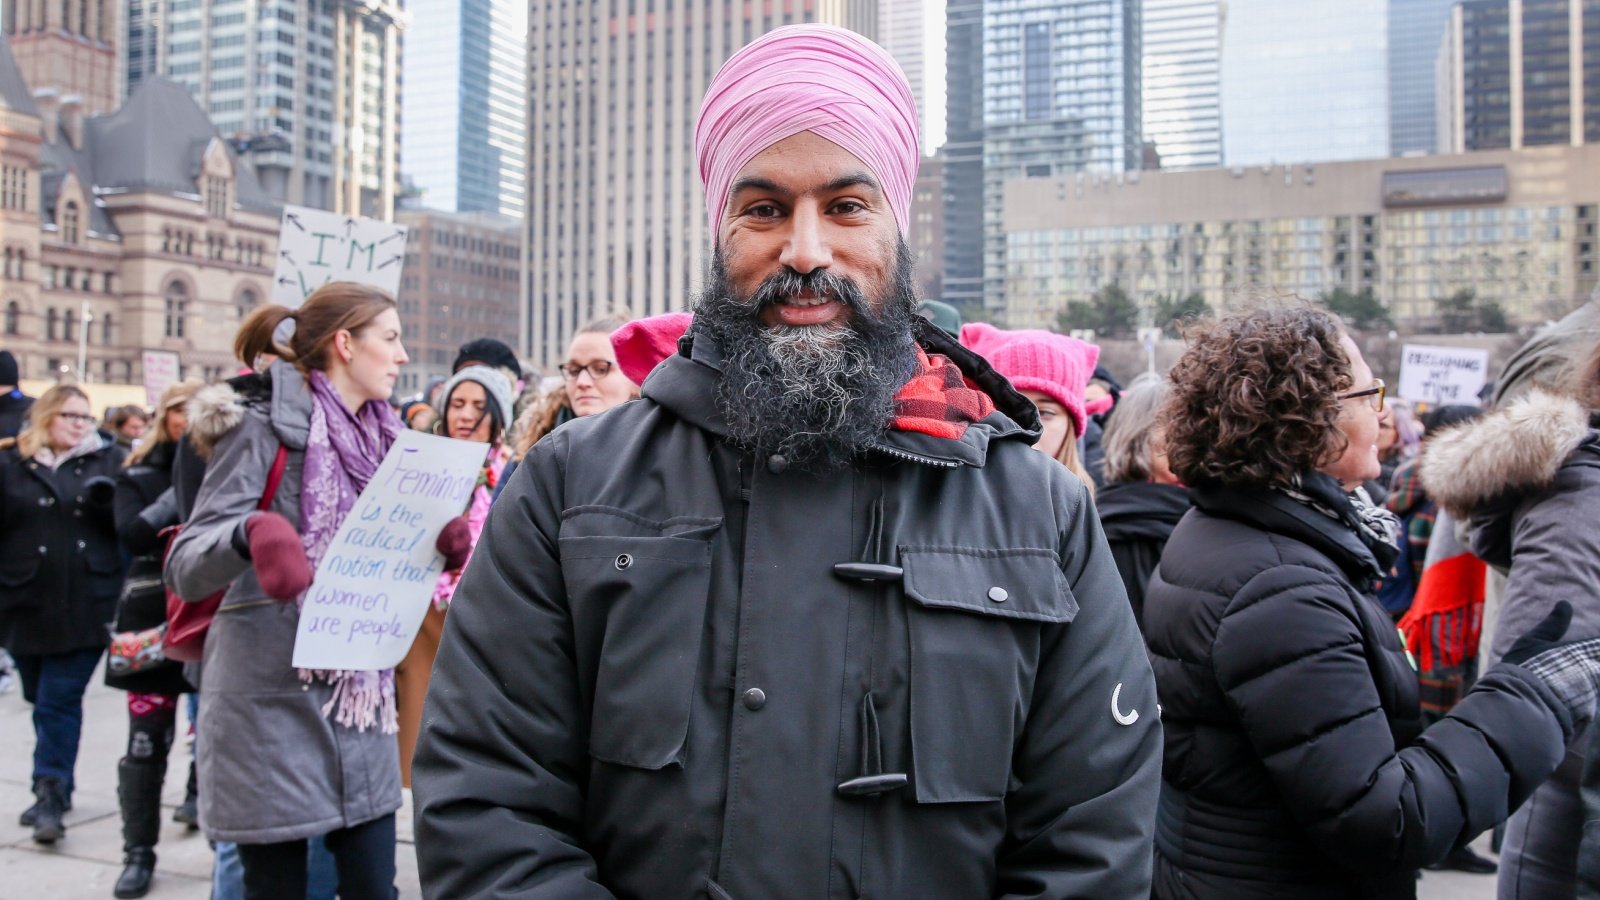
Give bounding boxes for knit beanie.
[434,365,514,441]
[961,324,1099,438]
[0,350,18,385]
[452,338,523,379]
[611,312,694,387]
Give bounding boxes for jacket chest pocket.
[899,547,1078,803]
[560,531,715,770]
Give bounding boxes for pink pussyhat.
[610,313,693,387]
[960,323,1100,438]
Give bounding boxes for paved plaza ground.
[2,661,1495,899]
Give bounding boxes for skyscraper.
[2,0,120,115]
[940,0,986,310]
[979,0,1141,310]
[879,0,928,149]
[523,0,878,366]
[1220,0,1389,166]
[1437,0,1598,153]
[1142,0,1222,169]
[1389,0,1459,156]
[402,0,527,217]
[130,0,406,218]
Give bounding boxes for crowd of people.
[4,22,1600,900]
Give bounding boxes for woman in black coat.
[0,384,127,845]
[1144,305,1600,899]
[1093,377,1187,628]
[106,381,200,898]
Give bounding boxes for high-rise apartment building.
[940,0,985,309]
[1390,0,1459,156]
[129,0,406,218]
[1437,0,1598,153]
[879,0,928,149]
[979,0,1141,312]
[402,0,526,218]
[2,0,120,115]
[1220,0,1389,166]
[524,0,878,365]
[1142,0,1221,169]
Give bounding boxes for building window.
[4,301,18,335]
[63,308,76,341]
[62,201,80,243]
[205,176,230,218]
[101,312,113,345]
[164,282,188,338]
[46,307,58,340]
[237,287,259,320]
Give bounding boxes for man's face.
[719,131,901,330]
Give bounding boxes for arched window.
[101,312,113,345]
[163,281,188,338]
[4,301,19,335]
[63,308,76,341]
[61,201,80,243]
[237,287,259,320]
[46,307,58,340]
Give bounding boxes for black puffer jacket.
[0,436,127,655]
[1095,480,1188,627]
[106,441,190,694]
[1144,475,1576,899]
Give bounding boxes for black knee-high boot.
[114,758,163,898]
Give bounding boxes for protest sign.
[291,430,488,671]
[141,350,181,407]
[270,204,408,307]
[1398,344,1490,405]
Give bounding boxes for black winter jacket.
[414,322,1163,899]
[1095,480,1189,628]
[106,441,189,694]
[0,436,127,655]
[1144,477,1576,899]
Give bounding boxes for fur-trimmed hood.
[184,364,309,458]
[1419,390,1597,518]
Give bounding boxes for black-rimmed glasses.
[560,360,614,381]
[1339,378,1386,412]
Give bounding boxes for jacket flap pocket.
[901,547,1078,624]
[0,557,40,588]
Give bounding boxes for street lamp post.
[76,300,93,383]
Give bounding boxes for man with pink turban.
[414,24,1159,899]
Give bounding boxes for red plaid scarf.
[892,347,996,440]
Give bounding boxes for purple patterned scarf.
[299,369,403,733]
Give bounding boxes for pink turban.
[694,24,920,246]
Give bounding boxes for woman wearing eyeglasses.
[501,319,640,492]
[1144,305,1598,899]
[0,384,128,844]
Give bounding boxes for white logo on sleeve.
[1111,682,1139,726]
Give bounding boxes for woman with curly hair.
[1144,303,1600,899]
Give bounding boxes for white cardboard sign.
[270,204,408,307]
[291,430,488,671]
[1398,344,1490,405]
[141,350,181,407]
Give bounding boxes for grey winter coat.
[165,362,401,844]
[413,322,1163,899]
[1422,390,1600,899]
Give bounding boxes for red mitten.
[436,517,471,571]
[246,512,313,601]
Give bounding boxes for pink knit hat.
[611,312,693,387]
[960,323,1099,438]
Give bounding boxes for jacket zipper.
[872,444,960,469]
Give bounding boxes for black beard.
[693,243,920,472]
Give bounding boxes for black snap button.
[766,454,788,475]
[742,687,767,710]
[614,553,633,571]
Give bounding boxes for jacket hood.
[1191,478,1385,585]
[641,316,1039,468]
[1096,481,1191,542]
[1419,390,1594,518]
[185,361,313,458]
